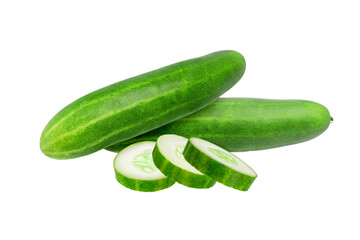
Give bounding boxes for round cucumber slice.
[183,138,257,191]
[113,141,175,192]
[152,134,216,189]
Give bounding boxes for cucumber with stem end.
[183,137,257,191]
[107,98,332,153]
[152,134,216,189]
[40,51,245,159]
[113,141,175,192]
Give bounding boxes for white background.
[1,1,359,239]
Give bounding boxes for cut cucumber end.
[153,134,216,189]
[183,137,257,191]
[113,141,175,192]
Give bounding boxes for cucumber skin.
[152,143,216,189]
[40,51,246,159]
[183,139,256,191]
[107,98,331,152]
[114,169,175,192]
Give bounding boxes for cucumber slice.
[113,141,175,192]
[183,138,257,191]
[153,135,216,189]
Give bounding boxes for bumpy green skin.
[114,168,175,192]
[40,51,246,159]
[107,98,331,152]
[183,139,256,191]
[152,143,216,189]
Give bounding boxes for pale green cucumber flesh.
[40,51,245,159]
[183,137,257,191]
[113,141,175,192]
[152,134,216,189]
[107,98,331,153]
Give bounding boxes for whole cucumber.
[40,51,246,159]
[106,98,331,152]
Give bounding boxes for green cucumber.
[183,138,257,191]
[152,134,216,189]
[40,50,246,159]
[106,98,331,152]
[113,141,175,192]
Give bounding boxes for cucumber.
[113,141,175,192]
[152,134,216,189]
[106,98,331,152]
[40,50,246,159]
[183,138,257,191]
